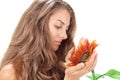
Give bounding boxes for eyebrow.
[56,20,69,29]
[56,20,65,25]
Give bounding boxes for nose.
[59,30,68,39]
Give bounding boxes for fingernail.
[79,63,84,67]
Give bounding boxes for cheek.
[48,22,58,40]
[49,26,58,36]
[49,28,56,39]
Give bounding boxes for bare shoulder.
[0,64,16,80]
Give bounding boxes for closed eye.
[55,25,62,29]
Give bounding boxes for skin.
[0,8,97,80]
[48,8,70,51]
[48,8,97,80]
[65,48,97,80]
[0,64,16,80]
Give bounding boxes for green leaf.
[106,69,120,79]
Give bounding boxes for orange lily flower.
[67,37,98,66]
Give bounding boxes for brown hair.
[0,0,76,80]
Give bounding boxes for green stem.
[92,70,96,80]
[95,73,106,80]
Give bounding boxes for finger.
[74,53,97,76]
[73,63,86,76]
[90,52,97,69]
[75,63,85,71]
[88,55,97,72]
[85,52,98,72]
[68,63,85,73]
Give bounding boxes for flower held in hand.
[67,37,98,66]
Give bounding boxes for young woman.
[0,0,97,80]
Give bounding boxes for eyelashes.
[55,25,68,31]
[54,25,69,35]
[55,25,61,29]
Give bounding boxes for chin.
[53,46,59,51]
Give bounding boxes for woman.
[0,0,97,80]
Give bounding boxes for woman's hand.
[64,47,97,80]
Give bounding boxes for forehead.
[49,8,70,26]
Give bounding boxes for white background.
[0,0,120,80]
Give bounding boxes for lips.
[55,41,62,45]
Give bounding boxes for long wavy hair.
[0,0,76,80]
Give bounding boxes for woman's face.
[48,8,70,51]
